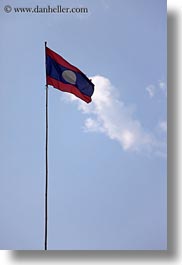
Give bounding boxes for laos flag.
[46,47,94,103]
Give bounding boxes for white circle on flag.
[62,70,77,85]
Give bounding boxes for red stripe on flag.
[47,76,92,103]
[46,48,81,73]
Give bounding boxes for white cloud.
[64,75,166,156]
[84,118,103,132]
[158,80,167,96]
[159,121,167,133]
[146,81,167,98]
[158,80,166,90]
[146,85,155,98]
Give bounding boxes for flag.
[46,47,94,103]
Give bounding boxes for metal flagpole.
[44,41,48,250]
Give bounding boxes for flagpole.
[44,41,48,250]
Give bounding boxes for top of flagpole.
[45,42,48,87]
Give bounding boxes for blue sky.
[0,0,166,250]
